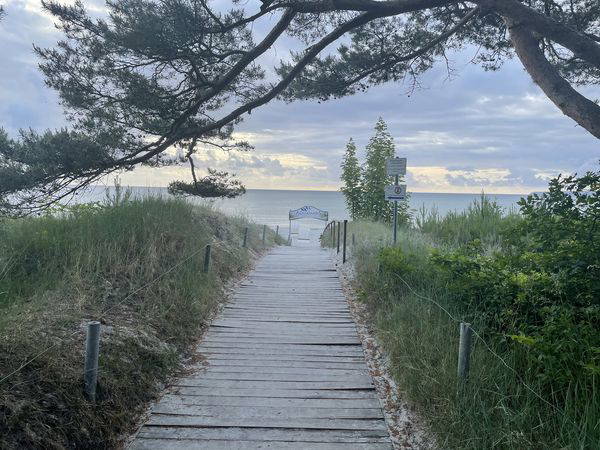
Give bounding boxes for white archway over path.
[288,206,329,246]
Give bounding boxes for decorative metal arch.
[288,206,329,221]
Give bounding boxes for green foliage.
[346,166,600,448]
[338,118,410,224]
[416,193,520,247]
[168,168,246,198]
[362,118,395,222]
[0,194,280,447]
[340,138,362,219]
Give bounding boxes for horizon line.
[91,184,537,196]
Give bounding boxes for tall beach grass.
[324,197,598,449]
[0,192,282,448]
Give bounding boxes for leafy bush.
[348,164,600,447]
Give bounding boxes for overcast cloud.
[1,0,598,193]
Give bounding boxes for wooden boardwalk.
[131,245,392,449]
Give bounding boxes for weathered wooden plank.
[226,306,348,311]
[209,329,359,338]
[150,404,384,420]
[146,414,388,431]
[202,337,361,345]
[158,394,381,409]
[196,344,364,355]
[204,361,367,370]
[186,372,372,383]
[170,387,378,399]
[196,347,364,358]
[209,330,359,338]
[211,320,356,330]
[219,314,354,320]
[136,426,389,443]
[211,318,356,324]
[203,354,366,364]
[172,380,374,390]
[131,438,392,449]
[199,360,369,377]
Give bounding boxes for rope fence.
[0,223,279,393]
[319,222,574,426]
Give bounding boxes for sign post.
[385,157,407,245]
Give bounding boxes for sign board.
[289,206,329,221]
[386,157,407,176]
[385,184,407,201]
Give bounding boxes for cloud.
[0,1,598,192]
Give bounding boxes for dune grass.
[323,197,599,449]
[0,193,282,448]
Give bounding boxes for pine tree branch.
[507,17,600,139]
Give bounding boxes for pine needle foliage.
[340,138,362,219]
[340,118,410,223]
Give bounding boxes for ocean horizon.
[80,186,527,233]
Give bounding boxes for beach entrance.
[288,206,329,246]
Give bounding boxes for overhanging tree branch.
[2,0,600,215]
[474,0,600,69]
[507,17,600,140]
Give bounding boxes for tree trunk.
[477,0,600,68]
[506,18,600,140]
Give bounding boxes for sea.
[81,186,525,237]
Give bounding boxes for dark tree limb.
[475,0,600,69]
[507,17,600,139]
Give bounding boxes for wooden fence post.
[84,321,101,402]
[336,222,341,254]
[243,227,248,248]
[262,224,266,245]
[275,225,279,237]
[203,244,211,273]
[331,221,335,248]
[342,220,348,263]
[352,233,355,247]
[458,322,473,382]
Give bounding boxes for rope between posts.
[0,244,208,386]
[325,235,571,423]
[0,223,272,386]
[388,270,572,421]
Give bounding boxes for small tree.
[361,118,395,222]
[340,138,362,219]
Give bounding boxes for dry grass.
[0,194,282,448]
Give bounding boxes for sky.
[1,0,598,194]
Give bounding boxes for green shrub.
[347,166,600,448]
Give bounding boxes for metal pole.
[242,227,248,248]
[393,174,398,245]
[458,322,473,382]
[262,224,266,245]
[336,221,340,254]
[84,321,101,402]
[203,244,211,273]
[342,220,347,263]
